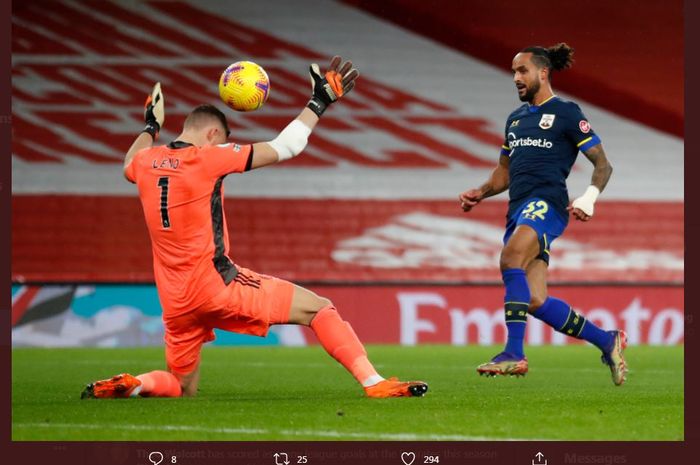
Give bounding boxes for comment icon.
[148,451,164,465]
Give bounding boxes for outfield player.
[81,56,428,399]
[459,43,628,385]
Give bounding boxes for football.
[218,61,270,112]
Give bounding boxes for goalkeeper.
[81,56,428,399]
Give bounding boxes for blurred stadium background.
[12,0,682,354]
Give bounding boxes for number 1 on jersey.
[157,176,171,228]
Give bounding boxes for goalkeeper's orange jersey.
[125,140,253,316]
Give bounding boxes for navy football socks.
[502,268,530,359]
[533,297,613,350]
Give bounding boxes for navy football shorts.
[503,197,567,265]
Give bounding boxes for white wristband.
[571,185,600,216]
[267,119,312,161]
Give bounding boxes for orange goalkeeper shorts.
[162,266,295,375]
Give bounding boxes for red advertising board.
[302,286,684,346]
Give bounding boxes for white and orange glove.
[143,82,164,140]
[306,55,359,117]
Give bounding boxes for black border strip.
[1,0,11,450]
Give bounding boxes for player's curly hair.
[521,43,575,78]
[185,104,231,137]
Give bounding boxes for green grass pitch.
[12,345,683,441]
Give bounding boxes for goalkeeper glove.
[143,82,164,140]
[306,55,359,117]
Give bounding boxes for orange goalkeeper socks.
[310,305,383,387]
[136,370,182,397]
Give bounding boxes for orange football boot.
[364,377,428,398]
[81,373,142,399]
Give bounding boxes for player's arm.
[249,56,359,170]
[249,107,319,169]
[124,83,165,181]
[124,133,153,173]
[459,154,510,212]
[569,143,613,221]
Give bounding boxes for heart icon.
[401,451,416,465]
